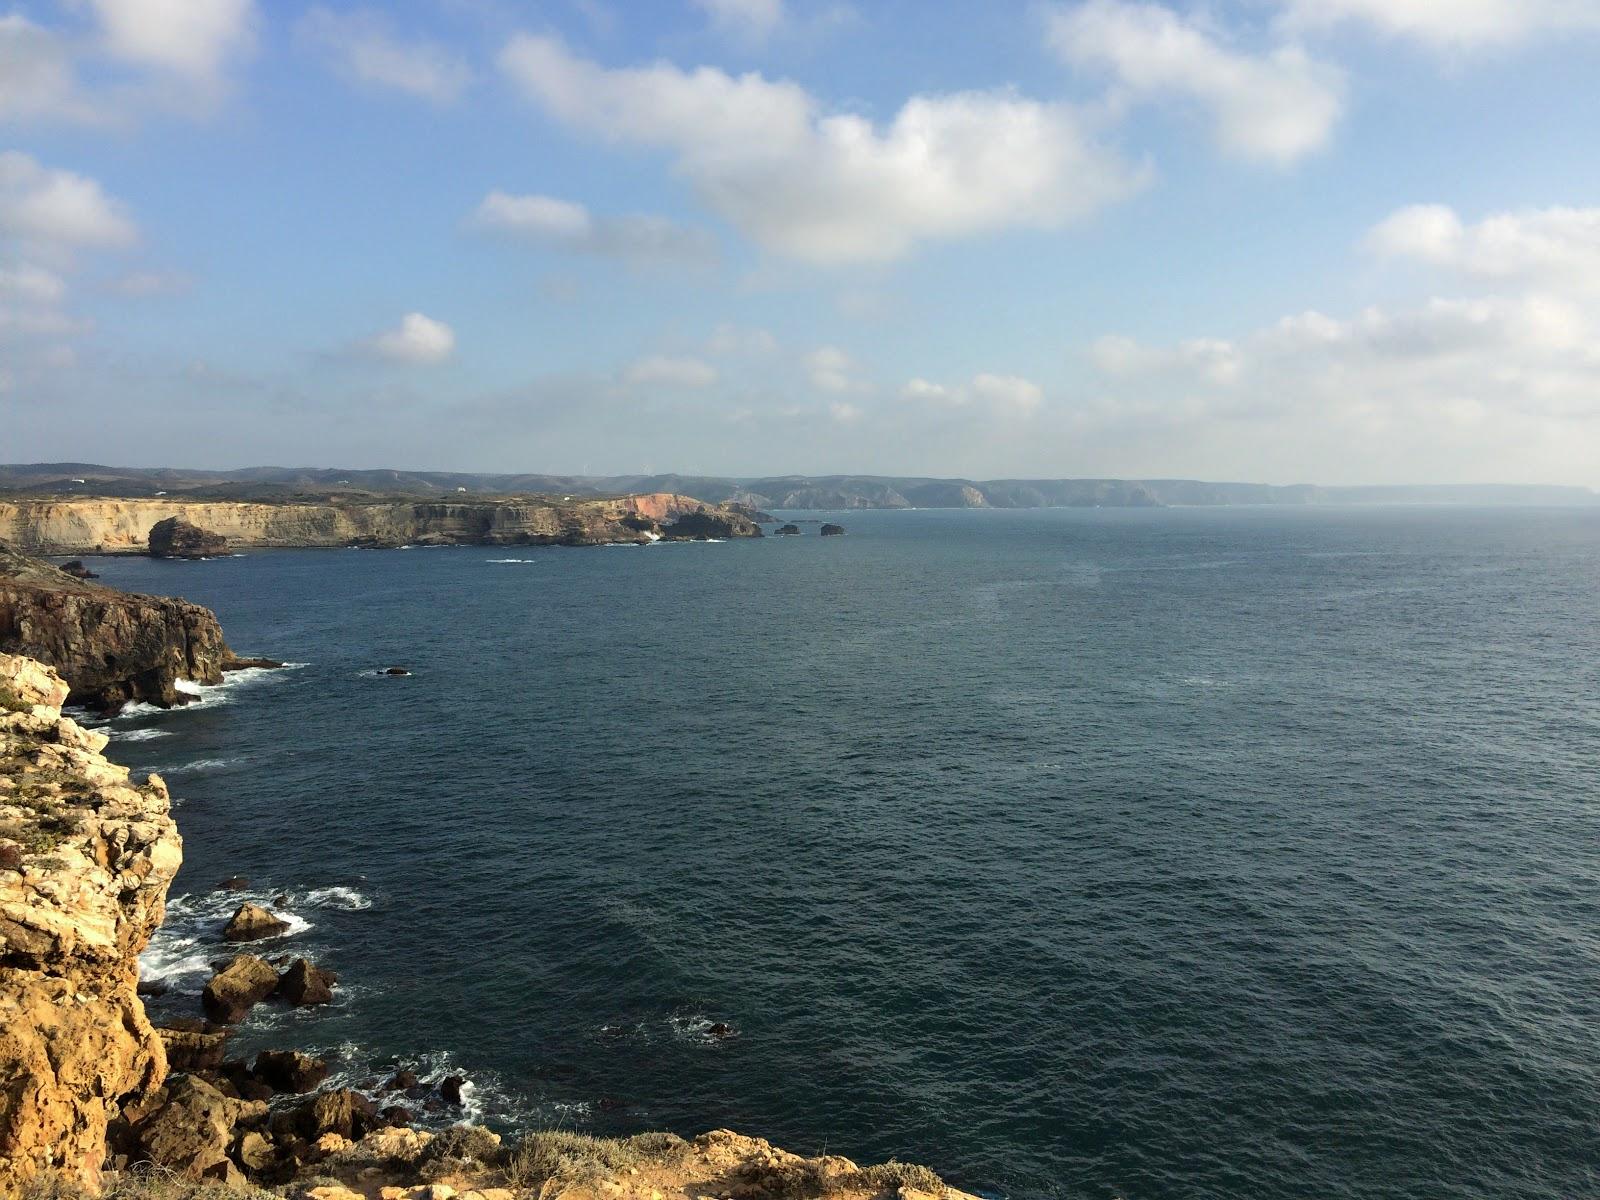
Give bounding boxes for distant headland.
[1,463,1594,511]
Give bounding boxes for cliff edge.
[0,654,181,1192]
[0,542,242,712]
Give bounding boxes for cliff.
[0,654,182,1192]
[0,543,239,711]
[0,494,761,556]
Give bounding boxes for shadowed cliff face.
[0,544,235,711]
[0,494,760,555]
[0,655,181,1192]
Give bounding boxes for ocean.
[83,506,1600,1200]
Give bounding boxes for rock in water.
[775,524,801,536]
[148,517,229,559]
[201,955,280,1023]
[819,524,845,536]
[58,559,98,579]
[659,508,765,540]
[222,901,290,942]
[277,957,337,1006]
[253,1049,330,1094]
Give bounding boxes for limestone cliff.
[0,494,761,556]
[0,544,238,711]
[0,654,181,1192]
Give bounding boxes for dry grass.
[17,1167,276,1200]
[503,1131,690,1190]
[857,1161,945,1194]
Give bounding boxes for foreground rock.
[130,1073,266,1183]
[253,1050,330,1094]
[202,955,280,1023]
[148,516,229,559]
[0,654,181,1192]
[0,540,260,710]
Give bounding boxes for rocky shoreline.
[0,576,964,1200]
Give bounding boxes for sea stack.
[148,516,229,559]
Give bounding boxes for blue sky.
[4,0,1600,484]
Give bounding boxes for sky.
[3,0,1600,484]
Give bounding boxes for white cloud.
[806,345,871,393]
[498,34,1145,263]
[362,312,455,365]
[1046,0,1343,164]
[0,264,68,306]
[297,8,472,104]
[107,269,193,297]
[0,14,97,125]
[694,0,785,43]
[623,354,719,387]
[0,152,138,252]
[901,372,1045,415]
[88,0,256,82]
[707,323,778,355]
[1368,204,1600,294]
[1278,0,1600,49]
[468,190,719,266]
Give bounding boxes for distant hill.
[0,463,1593,509]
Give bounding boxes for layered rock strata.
[0,654,181,1192]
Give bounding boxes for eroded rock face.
[0,654,181,1192]
[0,541,238,710]
[148,517,229,560]
[660,509,764,541]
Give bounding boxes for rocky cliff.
[0,654,182,1192]
[0,544,240,711]
[0,494,760,556]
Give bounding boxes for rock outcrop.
[0,541,256,711]
[820,524,845,536]
[0,654,181,1192]
[0,494,763,555]
[147,517,228,559]
[658,509,764,541]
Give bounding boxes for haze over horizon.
[4,0,1599,485]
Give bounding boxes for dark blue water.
[84,507,1600,1200]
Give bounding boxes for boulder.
[201,955,280,1023]
[277,957,337,1006]
[157,1027,229,1072]
[439,1075,467,1106]
[297,1089,377,1141]
[775,523,801,536]
[148,517,229,559]
[222,902,290,942]
[819,524,845,536]
[58,560,98,579]
[377,1105,413,1127]
[253,1050,329,1094]
[234,1129,277,1174]
[383,1070,419,1093]
[133,1074,266,1180]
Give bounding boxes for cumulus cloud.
[362,312,455,365]
[1046,0,1343,164]
[806,346,871,393]
[1277,0,1600,49]
[693,0,785,42]
[901,372,1045,415]
[297,8,472,103]
[623,354,719,387]
[498,34,1145,263]
[0,14,98,125]
[468,191,719,266]
[88,0,255,83]
[0,152,138,253]
[707,323,778,356]
[1367,204,1600,294]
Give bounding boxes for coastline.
[0,654,968,1198]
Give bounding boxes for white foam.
[291,885,373,911]
[112,728,172,742]
[485,558,539,564]
[160,757,239,774]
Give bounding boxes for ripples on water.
[91,507,1600,1200]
